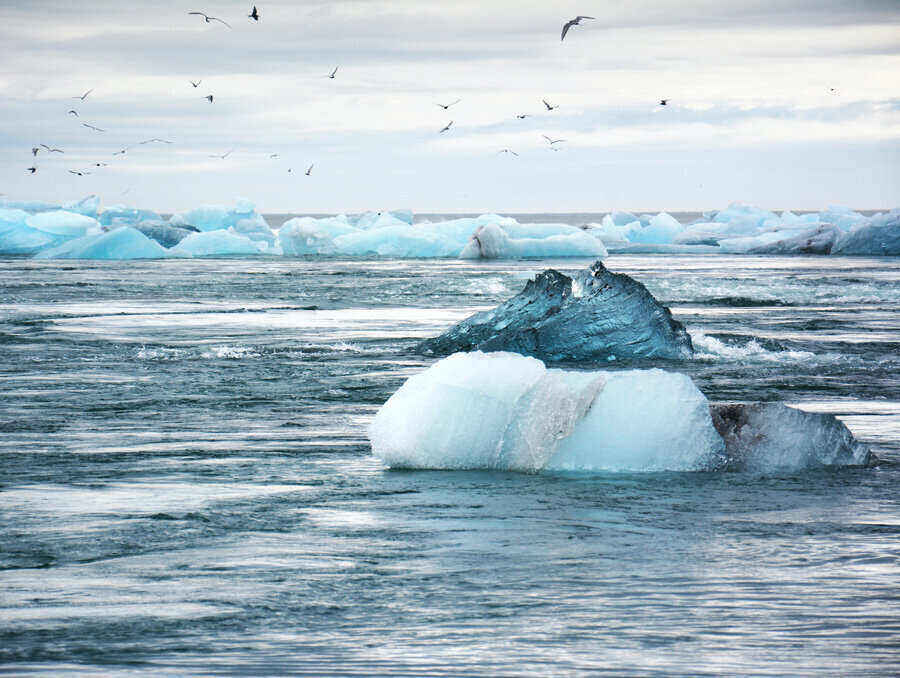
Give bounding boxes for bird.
[73,89,94,101]
[67,110,79,117]
[82,122,105,132]
[210,149,233,159]
[498,149,519,156]
[41,144,64,153]
[269,153,279,158]
[436,99,461,110]
[188,11,231,28]
[139,138,173,144]
[27,166,37,174]
[561,16,595,41]
[828,87,838,95]
[329,66,339,79]
[113,148,129,156]
[305,164,314,176]
[439,120,453,133]
[542,135,566,145]
[659,99,668,106]
[92,162,109,167]
[542,99,558,111]
[205,95,214,103]
[190,80,202,88]
[31,147,40,156]
[249,5,259,21]
[68,170,91,176]
[287,168,292,173]
[516,114,529,119]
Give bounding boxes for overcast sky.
[1,0,898,212]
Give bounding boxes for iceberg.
[831,211,900,255]
[177,198,262,232]
[278,216,358,255]
[99,205,163,227]
[0,208,58,254]
[710,403,873,471]
[25,210,99,238]
[169,229,265,257]
[63,194,101,218]
[0,198,60,213]
[133,220,199,248]
[627,212,683,245]
[460,222,607,259]
[369,352,724,472]
[419,260,693,362]
[744,224,840,255]
[35,226,170,260]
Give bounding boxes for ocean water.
[1,253,899,676]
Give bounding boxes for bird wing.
[561,20,574,41]
[210,17,232,27]
[576,16,596,20]
[83,89,93,99]
[450,99,461,107]
[188,12,207,17]
[542,99,551,109]
[510,150,519,156]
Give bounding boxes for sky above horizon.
[1,0,898,213]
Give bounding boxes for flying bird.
[31,147,40,156]
[68,170,91,176]
[436,99,461,110]
[542,99,558,111]
[41,144,64,153]
[828,87,838,95]
[249,5,259,21]
[210,149,233,159]
[659,99,668,106]
[27,166,37,174]
[73,89,94,101]
[113,148,129,156]
[439,120,453,133]
[561,15,595,41]
[190,80,202,88]
[269,153,279,158]
[67,110,79,117]
[329,66,339,79]
[92,162,109,167]
[498,149,519,156]
[188,11,231,28]
[305,164,313,176]
[205,95,214,103]
[82,122,105,132]
[516,114,529,119]
[542,134,565,145]
[139,138,174,144]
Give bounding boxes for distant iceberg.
[35,226,171,260]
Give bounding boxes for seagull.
[659,99,668,106]
[561,15,595,41]
[498,149,519,156]
[436,99,461,110]
[27,166,37,174]
[113,147,129,156]
[205,95,214,103]
[188,11,231,28]
[542,134,566,145]
[92,162,109,167]
[516,114,529,119]
[73,89,94,101]
[210,149,233,159]
[67,110,79,117]
[249,5,259,21]
[828,87,838,95]
[31,147,40,156]
[329,66,339,79]
[542,99,558,111]
[82,122,105,132]
[139,138,174,144]
[190,80,202,88]
[305,164,314,176]
[41,144,64,153]
[439,120,453,133]
[68,170,91,176]
[269,153,279,158]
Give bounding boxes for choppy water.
[1,254,899,676]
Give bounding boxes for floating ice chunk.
[232,213,276,246]
[0,208,58,254]
[747,224,840,254]
[587,216,642,248]
[628,212,683,244]
[548,369,724,472]
[713,202,780,227]
[278,216,357,255]
[35,226,171,259]
[711,403,872,471]
[460,222,607,259]
[179,199,262,232]
[819,206,869,232]
[717,228,808,253]
[370,352,723,473]
[369,351,605,472]
[169,229,265,257]
[63,194,101,218]
[25,210,100,238]
[133,220,198,248]
[674,220,759,245]
[390,209,414,225]
[609,210,639,227]
[832,211,900,255]
[0,198,60,213]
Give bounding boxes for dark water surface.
[1,255,899,676]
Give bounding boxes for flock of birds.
[24,9,839,188]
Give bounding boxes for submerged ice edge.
[1,196,898,259]
[369,352,873,474]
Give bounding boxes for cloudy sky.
[1,0,898,212]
